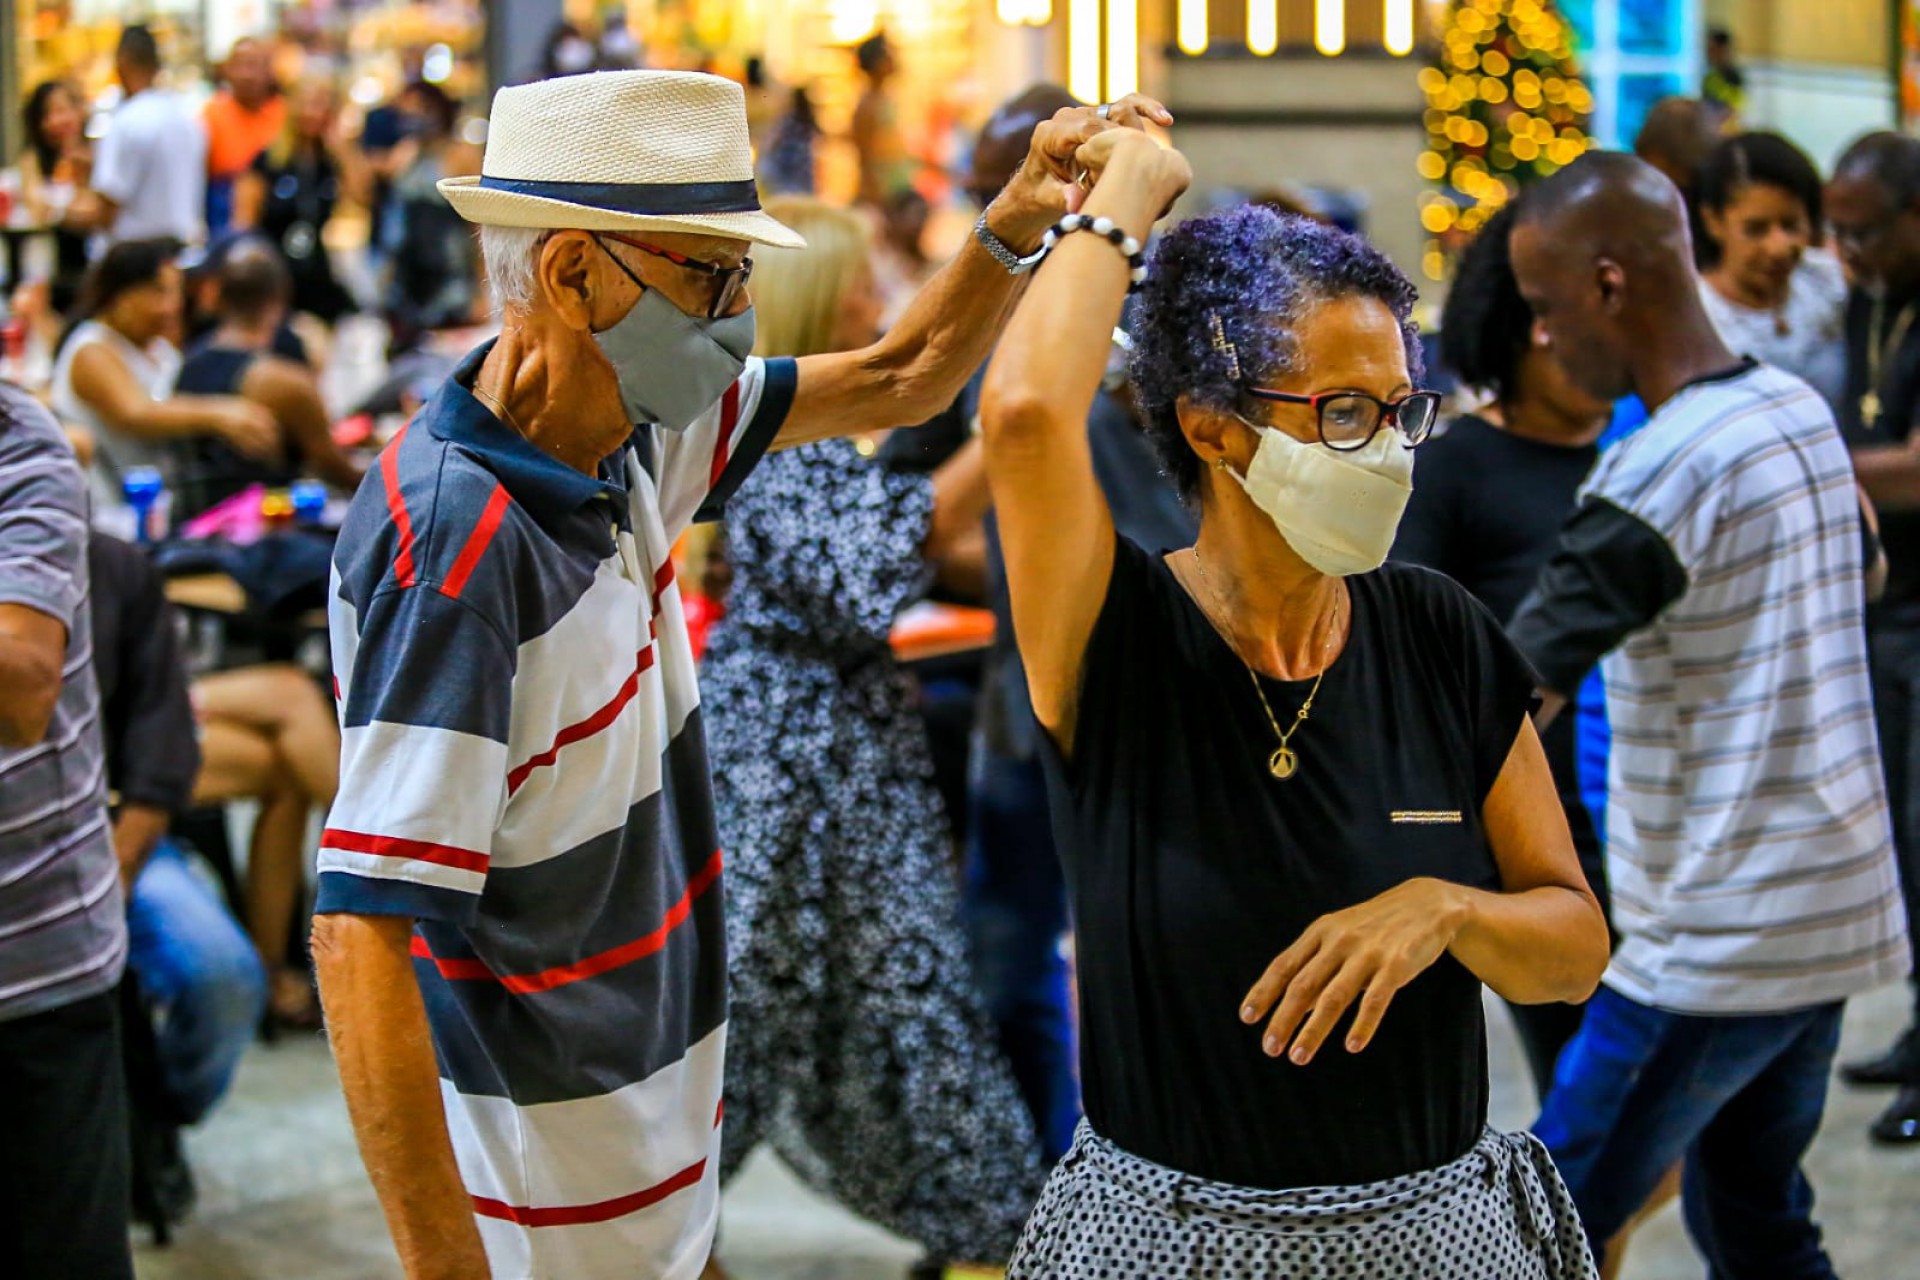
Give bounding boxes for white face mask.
[1225,418,1415,577]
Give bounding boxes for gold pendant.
[1269,747,1298,780]
[1863,390,1882,429]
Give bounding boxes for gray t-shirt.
[0,384,122,1021]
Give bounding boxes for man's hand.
[112,804,170,895]
[1239,878,1469,1065]
[985,94,1175,251]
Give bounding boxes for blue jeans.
[125,839,267,1125]
[964,746,1081,1161]
[1534,985,1842,1278]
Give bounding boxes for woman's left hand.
[1239,878,1470,1066]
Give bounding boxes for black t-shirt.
[1041,538,1536,1189]
[1392,413,1603,885]
[172,341,296,519]
[1841,289,1920,617]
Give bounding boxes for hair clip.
[1208,312,1242,383]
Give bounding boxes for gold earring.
[1213,457,1230,471]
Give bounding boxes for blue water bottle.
[122,467,167,545]
[290,479,328,527]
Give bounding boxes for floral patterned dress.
[702,439,1046,1262]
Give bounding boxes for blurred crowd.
[0,13,1917,1280]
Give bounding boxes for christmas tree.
[1418,0,1595,280]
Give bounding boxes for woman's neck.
[1493,388,1609,449]
[1705,264,1788,313]
[1188,505,1347,681]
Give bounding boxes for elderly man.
[1509,153,1908,1277]
[311,70,1166,1280]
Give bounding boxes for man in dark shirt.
[175,237,364,520]
[1827,131,1920,1144]
[91,533,265,1127]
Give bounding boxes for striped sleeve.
[315,585,516,925]
[654,355,797,538]
[0,409,88,629]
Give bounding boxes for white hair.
[479,225,546,313]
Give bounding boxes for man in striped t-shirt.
[1508,154,1909,1275]
[311,71,1169,1280]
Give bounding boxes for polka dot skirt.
[1007,1121,1598,1279]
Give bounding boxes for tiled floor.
[134,984,1920,1279]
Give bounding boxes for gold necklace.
[1191,548,1341,781]
[473,383,528,436]
[1863,295,1918,431]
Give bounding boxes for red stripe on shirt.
[380,423,418,587]
[470,1155,708,1228]
[408,936,494,980]
[652,556,676,613]
[708,381,742,490]
[441,483,512,600]
[320,828,489,875]
[413,849,724,994]
[505,645,657,795]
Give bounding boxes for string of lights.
[1417,0,1595,281]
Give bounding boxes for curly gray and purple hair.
[1130,206,1423,498]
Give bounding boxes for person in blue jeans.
[1509,155,1910,1276]
[90,532,265,1124]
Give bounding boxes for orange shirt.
[203,92,287,181]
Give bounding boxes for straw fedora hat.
[440,70,804,248]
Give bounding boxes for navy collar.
[423,341,627,522]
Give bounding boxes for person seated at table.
[190,660,340,1029]
[184,234,311,366]
[89,530,267,1121]
[50,238,278,528]
[173,237,363,519]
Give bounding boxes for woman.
[17,80,93,315]
[50,238,277,528]
[1394,201,1615,1102]
[1697,131,1846,407]
[235,76,365,325]
[377,81,482,347]
[701,196,1045,1268]
[980,121,1608,1277]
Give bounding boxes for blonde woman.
[701,196,1045,1271]
[233,76,367,324]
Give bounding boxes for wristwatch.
[973,211,1049,276]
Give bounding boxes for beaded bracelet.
[1041,214,1148,292]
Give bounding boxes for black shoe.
[1840,1028,1918,1087]
[1868,1085,1920,1145]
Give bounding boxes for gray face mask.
[594,273,756,432]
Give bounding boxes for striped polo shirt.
[1512,361,1909,1016]
[316,345,794,1278]
[0,387,121,1022]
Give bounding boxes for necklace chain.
[1864,296,1918,429]
[473,383,528,437]
[1190,548,1341,781]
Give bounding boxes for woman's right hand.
[211,400,281,460]
[1070,128,1191,217]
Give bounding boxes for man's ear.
[537,231,607,330]
[1595,256,1627,316]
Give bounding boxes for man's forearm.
[312,912,489,1280]
[112,804,170,889]
[1852,444,1920,512]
